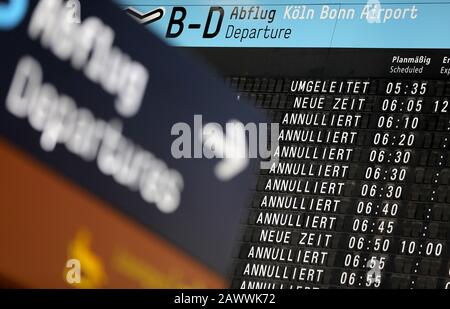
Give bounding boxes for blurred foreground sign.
[0,0,262,279]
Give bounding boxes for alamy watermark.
[65,0,81,24]
[170,116,279,180]
[65,258,81,284]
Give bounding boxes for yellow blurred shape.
[64,228,107,288]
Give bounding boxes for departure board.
[211,49,450,289]
[114,0,450,289]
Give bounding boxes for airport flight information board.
[117,0,450,289]
[219,49,450,289]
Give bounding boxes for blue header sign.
[116,0,450,48]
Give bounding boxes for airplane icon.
[125,7,165,25]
